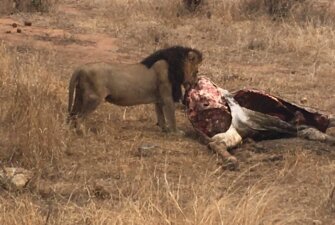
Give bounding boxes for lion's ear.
[187,51,198,63]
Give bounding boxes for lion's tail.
[68,69,81,114]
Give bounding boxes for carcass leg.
[208,125,243,170]
[297,127,335,145]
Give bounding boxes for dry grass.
[0,0,14,15]
[0,44,67,175]
[0,0,335,224]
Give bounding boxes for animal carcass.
[185,76,335,169]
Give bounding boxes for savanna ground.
[0,0,335,224]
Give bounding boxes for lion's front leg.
[158,79,184,135]
[155,102,168,132]
[162,98,180,133]
[161,97,184,135]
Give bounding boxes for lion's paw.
[173,129,186,136]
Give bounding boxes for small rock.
[0,167,33,190]
[12,23,17,28]
[312,220,322,225]
[92,184,111,200]
[137,143,159,157]
[24,21,32,26]
[262,154,284,162]
[5,30,11,34]
[300,97,307,104]
[248,38,266,50]
[17,28,22,33]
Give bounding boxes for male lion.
[67,45,203,134]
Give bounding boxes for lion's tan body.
[69,61,166,107]
[67,46,203,133]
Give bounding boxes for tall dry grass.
[0,153,334,225]
[82,0,335,23]
[0,43,68,175]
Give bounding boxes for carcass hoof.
[222,156,239,171]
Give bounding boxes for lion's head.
[141,45,203,102]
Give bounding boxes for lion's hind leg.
[80,92,102,117]
[68,86,102,134]
[76,91,102,133]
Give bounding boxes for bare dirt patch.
[0,16,120,66]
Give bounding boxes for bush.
[223,0,335,24]
[0,0,58,14]
[183,0,203,12]
[0,0,14,15]
[240,0,304,18]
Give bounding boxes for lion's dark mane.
[140,45,202,102]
